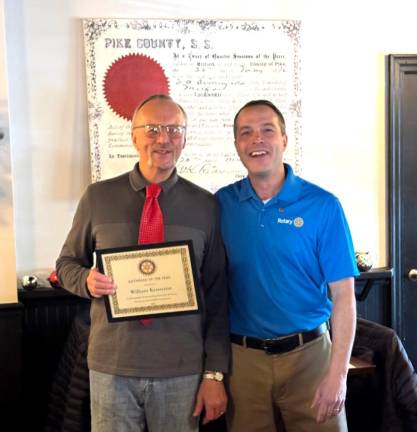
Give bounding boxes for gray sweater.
[56,164,229,378]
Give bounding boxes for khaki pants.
[227,332,348,432]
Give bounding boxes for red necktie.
[138,184,164,325]
[138,184,164,244]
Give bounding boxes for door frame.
[388,54,417,340]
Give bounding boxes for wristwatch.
[203,370,224,382]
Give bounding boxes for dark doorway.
[388,54,417,368]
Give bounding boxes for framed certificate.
[96,240,200,322]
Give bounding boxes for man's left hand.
[193,378,227,424]
[311,370,347,423]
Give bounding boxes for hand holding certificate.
[97,240,200,322]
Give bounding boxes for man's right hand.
[86,268,116,298]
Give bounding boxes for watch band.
[203,371,224,382]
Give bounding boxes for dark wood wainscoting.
[355,268,393,326]
[0,302,23,427]
[17,287,90,432]
[0,269,393,431]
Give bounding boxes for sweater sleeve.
[56,187,94,299]
[200,201,230,373]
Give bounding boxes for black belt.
[231,322,328,355]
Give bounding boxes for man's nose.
[156,126,170,143]
[253,130,263,142]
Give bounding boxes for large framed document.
[96,240,200,322]
[83,19,302,187]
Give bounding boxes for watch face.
[214,372,224,381]
[203,371,224,381]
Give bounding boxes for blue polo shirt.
[216,164,359,339]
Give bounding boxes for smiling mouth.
[249,150,268,157]
[154,149,172,155]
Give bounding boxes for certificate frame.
[96,240,201,322]
[83,18,302,186]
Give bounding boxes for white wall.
[2,0,417,300]
[0,0,17,303]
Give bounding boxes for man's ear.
[182,137,186,148]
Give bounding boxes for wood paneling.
[0,303,23,425]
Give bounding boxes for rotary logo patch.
[294,217,304,228]
[139,259,156,275]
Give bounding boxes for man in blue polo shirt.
[216,100,359,432]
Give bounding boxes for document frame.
[96,240,201,322]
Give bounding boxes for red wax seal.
[103,54,170,121]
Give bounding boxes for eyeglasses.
[132,124,186,138]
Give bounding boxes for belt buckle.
[262,335,300,355]
[262,338,279,355]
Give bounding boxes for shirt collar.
[238,163,302,204]
[129,162,178,193]
[238,177,258,202]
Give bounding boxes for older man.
[216,100,358,432]
[57,94,229,432]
